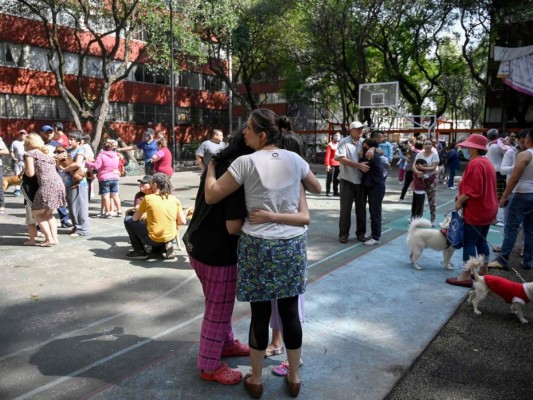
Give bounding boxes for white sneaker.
[448,186,457,190]
[364,238,380,246]
[493,221,504,227]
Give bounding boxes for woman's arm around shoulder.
[204,161,241,204]
[248,184,310,226]
[302,170,321,194]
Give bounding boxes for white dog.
[407,216,454,270]
[465,256,533,323]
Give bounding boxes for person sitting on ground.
[85,139,122,218]
[124,173,186,260]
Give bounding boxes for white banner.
[495,47,533,96]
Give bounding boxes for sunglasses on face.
[54,150,67,154]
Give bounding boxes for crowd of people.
[0,125,179,253]
[1,114,531,399]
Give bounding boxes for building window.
[203,75,224,92]
[33,97,57,119]
[7,94,28,118]
[0,42,23,67]
[178,107,191,124]
[190,108,202,124]
[0,95,6,117]
[155,105,171,123]
[106,102,130,122]
[85,56,104,78]
[179,71,202,90]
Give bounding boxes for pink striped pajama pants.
[189,256,237,371]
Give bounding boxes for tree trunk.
[92,83,112,148]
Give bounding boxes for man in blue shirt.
[118,128,159,175]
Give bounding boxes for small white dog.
[465,256,533,323]
[407,216,454,270]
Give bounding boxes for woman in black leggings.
[400,141,423,201]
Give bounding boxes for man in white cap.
[334,121,370,243]
[10,129,28,196]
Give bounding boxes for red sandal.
[200,362,242,385]
[221,339,250,357]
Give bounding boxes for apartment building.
[0,10,229,145]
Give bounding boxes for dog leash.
[443,209,527,284]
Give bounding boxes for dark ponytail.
[249,108,282,147]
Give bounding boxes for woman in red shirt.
[446,134,498,287]
[151,137,173,176]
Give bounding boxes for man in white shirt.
[486,128,508,225]
[195,129,226,171]
[10,129,27,196]
[335,121,370,243]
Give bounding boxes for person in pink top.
[151,137,173,176]
[85,139,122,218]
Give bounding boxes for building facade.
[0,11,229,147]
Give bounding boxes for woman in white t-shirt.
[412,139,440,226]
[205,109,321,398]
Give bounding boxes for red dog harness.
[440,228,451,248]
[484,275,531,304]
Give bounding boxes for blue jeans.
[447,167,457,188]
[463,223,490,264]
[57,206,69,224]
[144,160,153,175]
[496,193,533,268]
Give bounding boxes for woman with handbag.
[446,134,498,287]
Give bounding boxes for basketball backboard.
[359,81,399,109]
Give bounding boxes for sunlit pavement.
[0,165,504,399]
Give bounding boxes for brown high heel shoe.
[285,375,301,397]
[243,373,263,399]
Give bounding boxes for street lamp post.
[168,0,177,170]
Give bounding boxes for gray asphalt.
[0,164,531,400]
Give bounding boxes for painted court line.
[0,274,197,363]
[308,228,393,269]
[13,314,204,400]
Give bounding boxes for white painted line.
[13,313,204,400]
[308,228,393,270]
[0,273,197,362]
